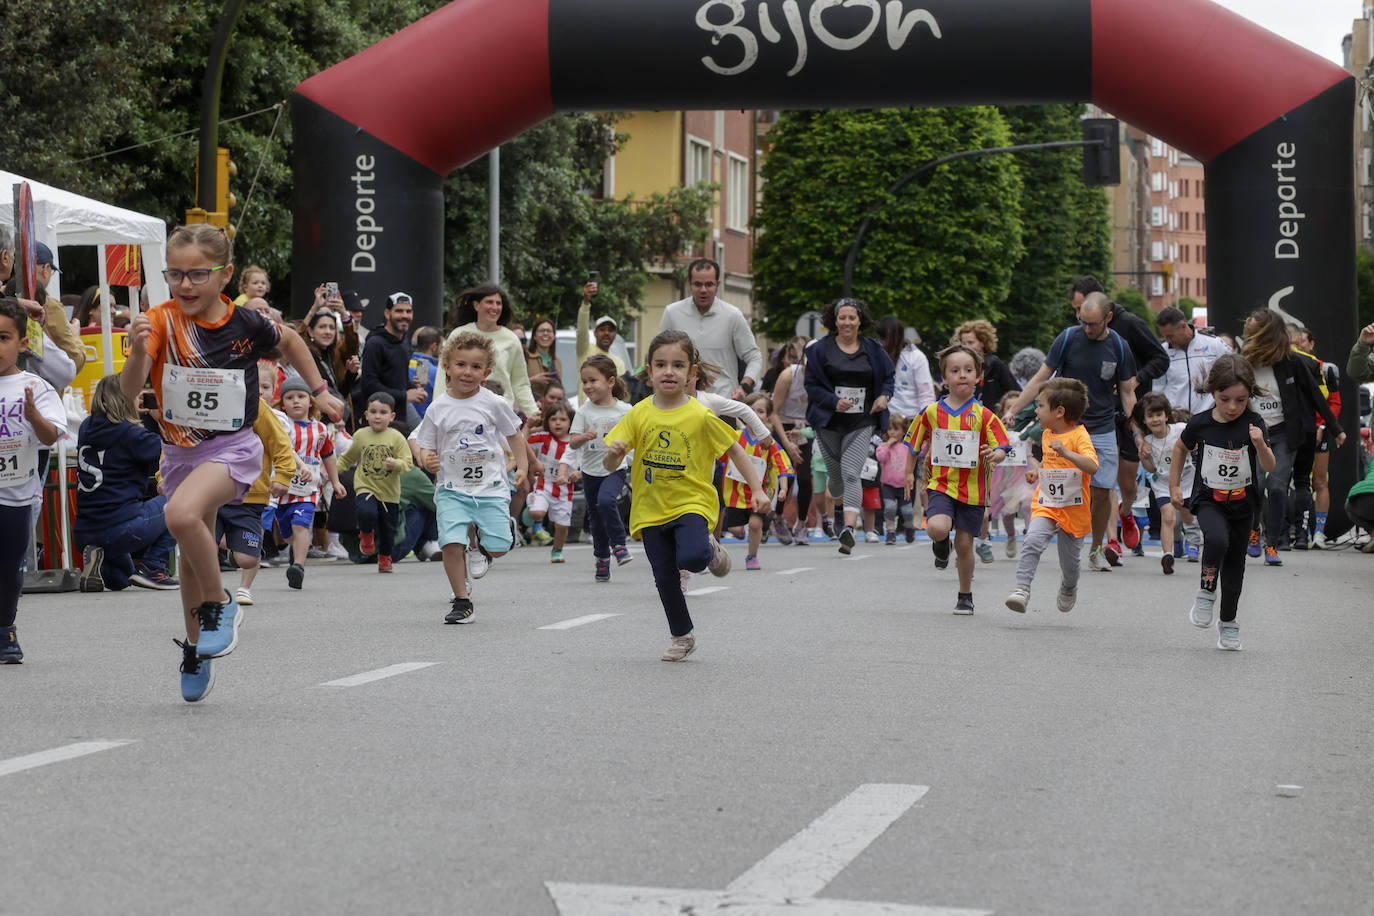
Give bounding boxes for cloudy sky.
[1211,0,1358,65]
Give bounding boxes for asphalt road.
[5,531,1372,915]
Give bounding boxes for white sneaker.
[1005,586,1030,613]
[235,587,254,606]
[419,539,442,561]
[324,540,350,560]
[662,633,696,661]
[707,535,732,577]
[1217,620,1242,650]
[680,569,692,593]
[1004,539,1017,558]
[467,545,491,579]
[1056,584,1077,613]
[1310,531,1327,550]
[1088,547,1110,572]
[1190,593,1215,628]
[864,530,879,543]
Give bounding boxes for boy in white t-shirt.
[413,331,527,625]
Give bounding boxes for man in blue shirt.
[1003,293,1139,571]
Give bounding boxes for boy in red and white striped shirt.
[265,376,344,589]
[528,400,579,562]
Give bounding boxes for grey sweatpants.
[1015,515,1084,591]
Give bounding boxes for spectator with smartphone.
[576,272,626,377]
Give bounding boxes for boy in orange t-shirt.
[1004,378,1098,615]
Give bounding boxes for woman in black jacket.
[1240,309,1344,565]
[803,297,895,554]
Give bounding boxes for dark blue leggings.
[640,513,713,637]
[356,494,399,557]
[1,504,30,628]
[582,470,628,560]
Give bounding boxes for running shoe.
[306,546,337,562]
[195,592,241,659]
[885,531,897,545]
[679,569,691,593]
[359,531,376,555]
[286,563,305,589]
[745,554,761,570]
[1185,542,1200,563]
[838,527,856,555]
[131,567,179,590]
[235,587,254,607]
[378,555,394,573]
[444,596,474,624]
[1088,546,1111,572]
[662,633,696,661]
[325,539,351,560]
[793,521,810,545]
[550,549,564,564]
[467,544,492,579]
[975,542,995,564]
[1120,506,1141,549]
[79,545,104,593]
[595,558,611,582]
[418,540,442,561]
[708,535,732,576]
[1263,545,1283,567]
[1217,621,1242,651]
[530,527,553,545]
[1161,554,1175,575]
[1131,543,1145,558]
[904,525,916,544]
[864,529,879,544]
[821,518,836,540]
[772,517,794,545]
[1005,586,1030,613]
[933,537,950,569]
[954,594,975,615]
[613,545,633,566]
[1,626,22,664]
[1311,531,1328,550]
[1247,529,1261,557]
[1190,593,1215,628]
[1294,528,1310,550]
[1004,539,1017,558]
[175,639,213,702]
[1104,540,1123,566]
[1056,584,1077,613]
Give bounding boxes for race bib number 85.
[163,366,246,431]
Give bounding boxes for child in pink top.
[875,414,916,543]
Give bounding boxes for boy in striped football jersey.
[903,344,1011,614]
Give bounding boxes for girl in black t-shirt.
[1169,355,1276,651]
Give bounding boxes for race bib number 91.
[1037,467,1084,508]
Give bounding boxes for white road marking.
[317,662,436,688]
[775,567,814,575]
[539,614,621,630]
[685,586,730,596]
[0,740,133,778]
[547,783,990,915]
[845,554,873,561]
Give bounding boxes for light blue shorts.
[1089,430,1119,490]
[436,489,514,552]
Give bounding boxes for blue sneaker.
[1246,529,1261,558]
[1185,542,1200,563]
[176,639,214,702]
[196,591,242,659]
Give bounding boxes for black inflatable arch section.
[292,0,1361,518]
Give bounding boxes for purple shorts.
[160,427,263,505]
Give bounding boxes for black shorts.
[217,502,264,556]
[926,491,986,537]
[1316,434,1331,455]
[1115,412,1140,464]
[722,506,768,529]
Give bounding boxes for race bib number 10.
[931,428,978,469]
[163,366,246,431]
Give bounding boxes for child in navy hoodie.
[74,375,179,591]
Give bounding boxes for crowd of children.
[3,242,1369,696]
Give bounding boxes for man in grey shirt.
[657,258,762,399]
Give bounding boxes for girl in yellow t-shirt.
[604,330,769,662]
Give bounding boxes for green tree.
[1176,296,1203,319]
[1357,247,1374,332]
[753,108,1024,343]
[994,104,1113,353]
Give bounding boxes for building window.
[1151,138,1165,157]
[1151,274,1165,297]
[1151,241,1164,262]
[1152,171,1165,192]
[726,154,750,231]
[686,136,712,187]
[1184,277,1191,297]
[1171,242,1180,261]
[1151,206,1164,227]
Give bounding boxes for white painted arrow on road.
[546,783,990,915]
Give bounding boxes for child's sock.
[1315,511,1327,533]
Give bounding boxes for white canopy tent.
[0,170,170,367]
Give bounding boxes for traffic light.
[1081,118,1120,187]
[187,147,237,234]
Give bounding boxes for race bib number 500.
[163,365,246,431]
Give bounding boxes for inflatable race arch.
[291,0,1361,513]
